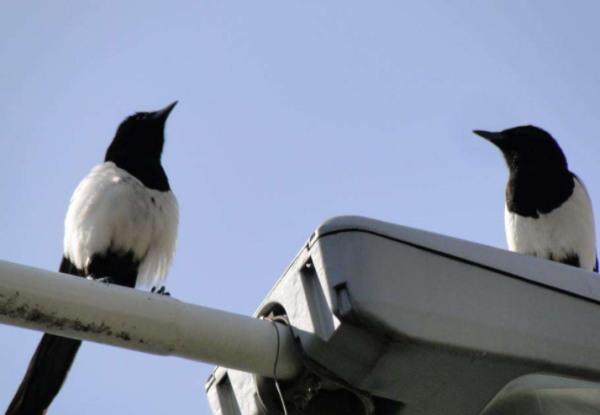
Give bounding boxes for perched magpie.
[6,102,179,415]
[474,126,598,272]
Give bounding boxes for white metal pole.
[0,259,303,380]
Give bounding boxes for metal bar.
[0,259,303,380]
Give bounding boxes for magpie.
[6,102,180,415]
[474,126,598,272]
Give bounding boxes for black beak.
[151,101,178,122]
[473,130,504,144]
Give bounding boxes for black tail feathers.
[5,334,81,415]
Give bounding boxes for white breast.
[505,177,597,271]
[63,162,179,289]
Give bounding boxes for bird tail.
[5,334,82,415]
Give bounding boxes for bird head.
[473,125,568,171]
[106,101,177,163]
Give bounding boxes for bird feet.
[151,286,170,296]
[86,274,113,285]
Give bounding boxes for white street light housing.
[2,216,600,414]
[206,216,600,415]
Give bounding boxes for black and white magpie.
[6,102,179,415]
[474,126,598,272]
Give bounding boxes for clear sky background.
[2,1,600,414]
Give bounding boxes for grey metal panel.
[207,216,600,415]
[313,216,600,303]
[480,374,600,415]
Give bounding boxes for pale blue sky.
[2,1,600,414]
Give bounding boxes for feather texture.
[63,161,178,288]
[505,176,596,271]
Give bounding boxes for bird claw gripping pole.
[0,259,304,381]
[8,216,600,415]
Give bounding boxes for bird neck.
[506,166,574,218]
[105,153,170,192]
